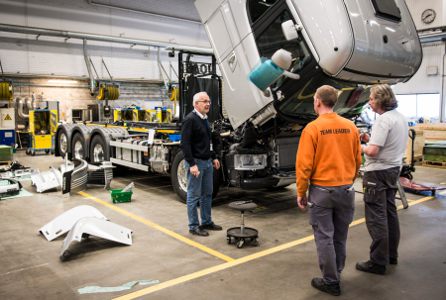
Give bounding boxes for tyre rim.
[74,141,84,159]
[59,134,67,154]
[93,143,104,162]
[177,159,187,193]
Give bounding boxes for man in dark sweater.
[181,91,222,236]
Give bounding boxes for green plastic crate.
[110,189,132,203]
[0,145,12,162]
[423,142,446,162]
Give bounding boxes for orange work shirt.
[296,112,361,197]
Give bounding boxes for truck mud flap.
[69,159,88,193]
[39,205,108,241]
[60,217,133,261]
[87,162,114,189]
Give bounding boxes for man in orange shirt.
[296,85,362,296]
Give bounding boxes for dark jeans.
[363,167,401,266]
[309,184,355,284]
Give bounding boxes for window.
[254,8,312,77]
[371,0,401,22]
[247,0,280,24]
[362,93,440,124]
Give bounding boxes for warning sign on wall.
[4,114,12,121]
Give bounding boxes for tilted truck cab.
[192,0,422,191]
[195,0,421,129]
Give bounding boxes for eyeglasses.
[197,100,211,104]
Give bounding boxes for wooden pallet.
[422,160,446,168]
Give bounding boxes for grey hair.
[370,84,398,111]
[193,92,209,105]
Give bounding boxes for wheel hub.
[93,144,104,162]
[59,134,67,154]
[74,141,84,159]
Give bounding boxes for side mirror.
[281,20,302,41]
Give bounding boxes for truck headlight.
[234,154,267,170]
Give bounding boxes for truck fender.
[39,205,108,241]
[60,217,133,261]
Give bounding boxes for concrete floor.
[0,150,445,299]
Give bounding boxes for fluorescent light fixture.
[47,79,78,84]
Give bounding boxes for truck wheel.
[57,130,69,158]
[71,133,86,160]
[171,151,221,203]
[89,135,109,163]
[171,151,188,203]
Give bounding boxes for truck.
[54,0,422,202]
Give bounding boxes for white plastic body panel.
[340,0,421,81]
[39,205,108,241]
[60,217,133,260]
[290,0,353,75]
[31,168,62,193]
[196,0,274,129]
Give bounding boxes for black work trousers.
[309,184,355,284]
[363,167,400,266]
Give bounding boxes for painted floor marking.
[113,196,434,299]
[78,191,234,263]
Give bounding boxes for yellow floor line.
[113,195,434,300]
[78,191,234,263]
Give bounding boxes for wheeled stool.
[227,201,259,248]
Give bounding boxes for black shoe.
[189,228,209,236]
[311,278,341,296]
[356,260,386,275]
[199,223,223,231]
[389,257,398,265]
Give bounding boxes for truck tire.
[55,124,76,158]
[71,132,86,160]
[57,130,69,158]
[89,134,109,163]
[171,151,221,203]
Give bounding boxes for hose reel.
[0,81,13,101]
[96,83,120,101]
[168,86,179,101]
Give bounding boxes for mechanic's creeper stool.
[227,201,259,248]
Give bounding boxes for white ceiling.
[88,0,201,22]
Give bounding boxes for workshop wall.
[0,0,204,121]
[0,0,208,79]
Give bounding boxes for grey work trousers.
[363,167,401,266]
[309,184,355,284]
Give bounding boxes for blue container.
[248,59,284,91]
[169,134,181,142]
[0,129,15,148]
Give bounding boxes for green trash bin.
[110,189,132,203]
